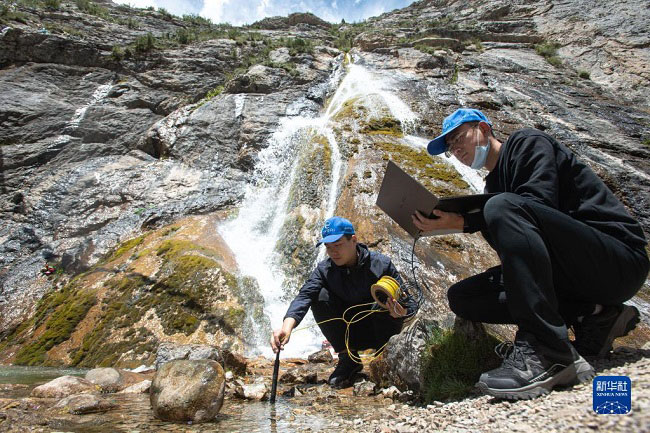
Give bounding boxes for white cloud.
[200,0,230,24]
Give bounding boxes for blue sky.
[118,0,417,26]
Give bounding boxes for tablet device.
[375,161,496,237]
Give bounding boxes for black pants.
[311,288,404,353]
[448,193,649,353]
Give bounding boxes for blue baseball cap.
[316,216,355,246]
[427,108,492,155]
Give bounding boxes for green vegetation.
[14,284,96,366]
[134,32,155,53]
[182,13,212,26]
[75,0,109,19]
[70,237,241,366]
[535,41,562,67]
[449,64,459,84]
[377,141,469,196]
[421,328,501,402]
[44,0,60,8]
[361,116,404,137]
[578,69,590,79]
[642,138,650,147]
[111,45,124,61]
[108,234,145,262]
[0,4,28,24]
[158,7,173,21]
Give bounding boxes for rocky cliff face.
[1,0,648,367]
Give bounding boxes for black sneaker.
[573,304,640,358]
[328,351,363,388]
[476,336,594,400]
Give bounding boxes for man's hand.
[270,317,296,353]
[412,209,464,232]
[385,298,407,318]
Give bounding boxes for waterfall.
[220,56,470,358]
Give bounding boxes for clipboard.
[375,160,496,237]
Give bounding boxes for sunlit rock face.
[0,0,648,367]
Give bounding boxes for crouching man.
[270,216,413,388]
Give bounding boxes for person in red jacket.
[416,108,649,400]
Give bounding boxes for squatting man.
[413,108,649,399]
[270,216,415,388]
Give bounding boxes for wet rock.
[150,360,226,423]
[279,366,318,384]
[308,349,334,363]
[53,393,118,415]
[353,380,377,396]
[234,383,268,401]
[118,380,151,394]
[31,376,97,398]
[85,368,151,393]
[223,350,249,375]
[155,343,222,370]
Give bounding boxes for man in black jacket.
[270,216,410,388]
[414,108,649,400]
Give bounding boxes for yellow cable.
[292,301,393,365]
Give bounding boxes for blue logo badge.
[593,376,631,414]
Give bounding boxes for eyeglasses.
[444,127,469,157]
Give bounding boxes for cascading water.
[220,55,483,358]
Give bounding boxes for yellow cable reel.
[370,275,402,309]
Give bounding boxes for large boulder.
[155,343,223,370]
[150,360,226,423]
[31,376,97,398]
[368,318,439,393]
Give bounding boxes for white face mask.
[470,125,490,169]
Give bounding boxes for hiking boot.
[573,304,640,358]
[476,335,594,400]
[328,351,362,388]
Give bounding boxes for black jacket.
[284,243,408,325]
[463,129,647,251]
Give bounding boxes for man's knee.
[447,283,466,318]
[483,193,524,228]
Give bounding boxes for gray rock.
[53,393,118,415]
[369,318,439,393]
[31,376,97,398]
[150,360,226,423]
[155,343,222,370]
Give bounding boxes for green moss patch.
[361,116,403,137]
[377,142,469,196]
[14,285,96,366]
[108,235,146,262]
[421,329,501,402]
